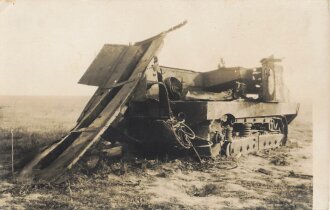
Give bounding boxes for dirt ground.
[0,96,312,209]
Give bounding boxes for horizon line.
[0,94,92,97]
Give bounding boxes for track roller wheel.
[226,142,231,156]
[221,141,231,156]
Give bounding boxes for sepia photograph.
[0,0,328,209]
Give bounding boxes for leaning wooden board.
[19,34,165,182]
[19,21,187,181]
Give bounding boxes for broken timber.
[18,21,187,182]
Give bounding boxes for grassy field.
[0,96,312,209]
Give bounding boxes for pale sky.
[0,0,328,102]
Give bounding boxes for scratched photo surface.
[0,1,328,209]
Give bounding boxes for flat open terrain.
[0,96,312,209]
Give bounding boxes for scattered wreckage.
[19,21,299,181]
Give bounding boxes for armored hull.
[19,22,298,181]
[129,101,298,156]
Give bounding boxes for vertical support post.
[11,129,14,176]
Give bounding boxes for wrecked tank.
[19,21,299,181]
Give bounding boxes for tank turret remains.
[19,21,299,182]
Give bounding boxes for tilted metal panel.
[42,37,164,181]
[19,21,187,181]
[78,44,126,86]
[19,35,165,181]
[78,44,142,87]
[76,45,144,123]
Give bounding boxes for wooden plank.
[19,21,187,181]
[75,45,144,128]
[76,87,103,123]
[76,45,142,122]
[26,35,165,181]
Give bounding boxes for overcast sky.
[0,0,328,102]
